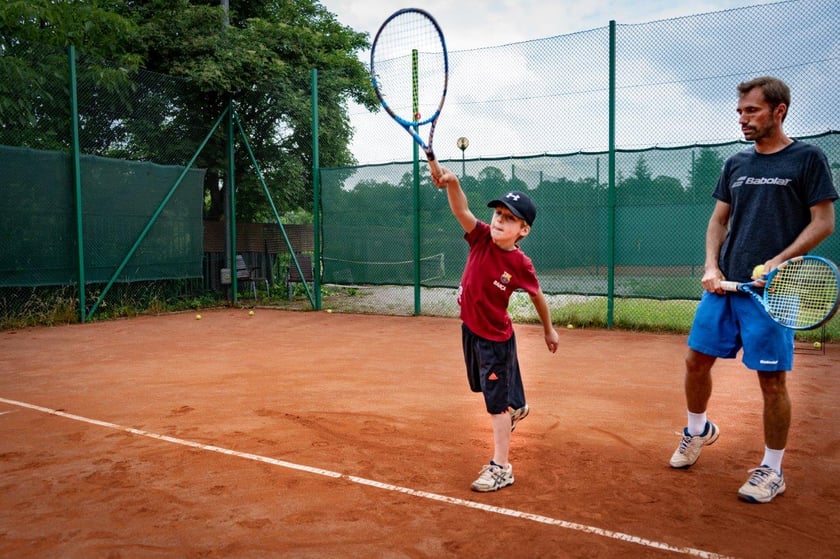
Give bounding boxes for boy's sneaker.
[510,404,529,432]
[471,461,514,492]
[738,465,786,503]
[669,421,720,468]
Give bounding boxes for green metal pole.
[228,97,237,303]
[311,68,322,310]
[234,114,315,307]
[85,108,228,320]
[412,49,421,315]
[68,45,86,323]
[607,20,616,328]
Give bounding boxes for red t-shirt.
[458,221,541,341]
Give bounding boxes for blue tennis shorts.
[461,323,526,415]
[688,291,794,372]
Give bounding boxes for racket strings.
[371,12,446,124]
[766,260,840,328]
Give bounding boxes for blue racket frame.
[370,8,449,171]
[720,255,840,330]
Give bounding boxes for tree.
[127,0,378,220]
[0,0,142,149]
[689,147,725,196]
[618,154,687,206]
[0,0,379,222]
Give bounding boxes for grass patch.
[544,296,838,342]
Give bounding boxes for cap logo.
[506,193,520,201]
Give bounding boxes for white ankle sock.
[687,411,707,436]
[761,447,785,474]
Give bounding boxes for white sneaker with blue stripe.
[738,465,786,503]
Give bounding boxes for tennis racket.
[370,8,448,178]
[720,255,840,330]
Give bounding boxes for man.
[669,76,837,503]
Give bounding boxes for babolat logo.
[743,177,792,186]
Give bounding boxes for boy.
[432,166,560,492]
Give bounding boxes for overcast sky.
[319,1,771,52]
[315,1,828,167]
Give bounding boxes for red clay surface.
[1,309,838,558]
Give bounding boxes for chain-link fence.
[346,0,839,162]
[320,0,840,339]
[1,0,839,340]
[1,40,220,327]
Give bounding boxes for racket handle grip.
[719,280,740,292]
[427,153,442,179]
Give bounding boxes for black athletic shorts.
[461,323,526,414]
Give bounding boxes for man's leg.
[685,348,716,413]
[737,371,789,503]
[670,349,720,469]
[758,371,790,451]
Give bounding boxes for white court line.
[0,397,735,559]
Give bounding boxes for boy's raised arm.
[433,166,477,234]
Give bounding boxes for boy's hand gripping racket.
[370,8,448,178]
[720,255,840,330]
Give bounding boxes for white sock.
[687,411,707,436]
[761,447,785,474]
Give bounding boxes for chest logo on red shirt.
[493,271,512,291]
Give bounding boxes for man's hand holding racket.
[715,255,840,330]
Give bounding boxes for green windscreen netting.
[321,134,840,301]
[0,145,205,287]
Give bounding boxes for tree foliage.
[0,0,379,221]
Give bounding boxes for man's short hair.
[738,76,791,120]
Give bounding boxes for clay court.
[1,309,838,558]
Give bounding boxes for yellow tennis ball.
[326,309,333,314]
[752,264,765,278]
[195,314,202,320]
[814,341,822,349]
[567,323,574,329]
[248,310,255,316]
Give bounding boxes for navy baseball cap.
[487,191,537,226]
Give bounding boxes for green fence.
[1,145,204,287]
[318,0,840,336]
[1,0,839,339]
[319,136,840,328]
[0,40,221,326]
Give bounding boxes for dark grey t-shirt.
[713,140,838,283]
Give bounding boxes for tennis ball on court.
[752,264,765,278]
[195,314,202,320]
[248,310,255,316]
[814,341,822,349]
[326,309,333,314]
[567,323,574,329]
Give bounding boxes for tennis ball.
[326,309,333,314]
[248,310,255,316]
[814,341,822,349]
[567,323,574,329]
[752,264,765,278]
[195,314,202,320]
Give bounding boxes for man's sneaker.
[669,421,720,468]
[510,404,529,432]
[738,465,786,503]
[470,461,514,492]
